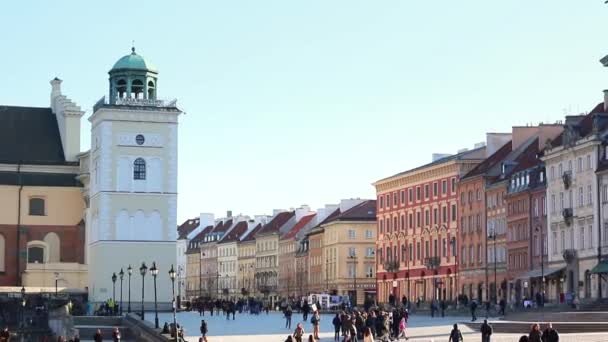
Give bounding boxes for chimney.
[295,205,313,221]
[227,210,233,218]
[50,77,62,113]
[199,213,215,229]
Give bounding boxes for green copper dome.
[111,47,157,73]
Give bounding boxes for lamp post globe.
[127,265,133,313]
[150,262,159,329]
[169,264,178,337]
[140,262,148,320]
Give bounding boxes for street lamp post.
[217,262,222,299]
[325,258,329,294]
[119,268,124,316]
[140,262,148,320]
[20,287,25,329]
[200,252,204,298]
[169,265,178,342]
[54,272,59,296]
[488,231,498,305]
[112,272,117,314]
[177,266,182,309]
[150,262,159,329]
[402,245,410,302]
[349,255,357,307]
[127,265,132,313]
[536,226,545,307]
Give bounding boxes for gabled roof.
[329,200,376,223]
[281,214,316,240]
[178,217,200,240]
[241,223,263,242]
[218,221,248,244]
[0,106,71,165]
[462,141,512,180]
[550,103,605,148]
[211,219,233,234]
[186,224,213,253]
[257,211,295,235]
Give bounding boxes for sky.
[1,1,607,222]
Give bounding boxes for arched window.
[147,80,155,99]
[133,158,146,180]
[29,198,45,216]
[117,79,127,99]
[132,79,144,99]
[28,246,44,263]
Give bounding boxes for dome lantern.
[108,47,158,104]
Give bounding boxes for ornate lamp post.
[140,262,148,320]
[20,287,25,329]
[127,265,133,313]
[111,272,117,311]
[536,226,545,307]
[169,265,178,341]
[119,268,124,315]
[150,262,159,329]
[54,272,59,296]
[348,255,358,307]
[488,230,498,305]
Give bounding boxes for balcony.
[562,208,573,226]
[384,260,399,274]
[562,171,572,189]
[424,257,441,270]
[562,249,578,263]
[93,95,178,112]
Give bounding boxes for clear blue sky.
[1,1,607,222]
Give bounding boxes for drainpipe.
[16,162,23,286]
[597,145,603,300]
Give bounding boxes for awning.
[516,266,564,279]
[591,260,608,274]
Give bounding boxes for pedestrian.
[430,300,436,318]
[332,313,341,341]
[440,300,446,317]
[363,327,374,342]
[519,336,530,342]
[311,310,321,340]
[0,327,9,342]
[73,335,81,342]
[542,322,559,342]
[470,300,478,322]
[93,329,103,342]
[162,322,170,334]
[302,301,310,321]
[293,322,305,342]
[448,324,463,342]
[308,335,314,342]
[285,305,293,329]
[499,298,506,316]
[285,336,294,342]
[529,323,542,342]
[480,319,493,342]
[112,327,121,342]
[397,315,408,340]
[200,319,208,338]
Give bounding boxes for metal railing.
[93,96,178,112]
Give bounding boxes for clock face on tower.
[136,134,145,145]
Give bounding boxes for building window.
[394,217,398,232]
[442,206,447,223]
[425,184,430,199]
[386,194,390,208]
[588,185,593,206]
[560,230,565,252]
[461,192,466,205]
[559,192,564,210]
[393,192,398,206]
[451,177,456,193]
[433,208,438,225]
[552,231,557,254]
[550,166,555,181]
[401,190,405,204]
[442,180,447,194]
[366,247,374,257]
[133,158,146,180]
[416,212,421,228]
[401,215,405,231]
[579,187,584,207]
[379,220,384,233]
[409,213,413,229]
[577,157,583,172]
[425,210,430,226]
[551,195,556,214]
[365,230,373,239]
[477,189,481,201]
[461,247,466,264]
[587,154,592,170]
[386,218,390,232]
[27,246,44,263]
[433,182,438,197]
[416,187,421,201]
[408,188,413,203]
[589,225,593,249]
[425,241,430,258]
[348,230,356,239]
[580,226,585,249]
[409,243,413,260]
[29,198,45,216]
[379,196,384,209]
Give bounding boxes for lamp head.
[169,264,176,280]
[127,265,133,276]
[112,272,117,283]
[119,268,124,280]
[150,262,159,277]
[140,262,148,276]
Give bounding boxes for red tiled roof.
[462,141,512,179]
[281,214,316,240]
[258,211,295,235]
[241,223,263,242]
[211,219,233,234]
[331,200,376,222]
[218,221,248,244]
[178,217,200,240]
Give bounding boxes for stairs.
[73,316,134,341]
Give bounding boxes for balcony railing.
[562,208,573,226]
[562,249,577,263]
[562,171,572,189]
[384,260,399,273]
[424,256,441,269]
[93,96,178,112]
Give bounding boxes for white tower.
[87,48,180,310]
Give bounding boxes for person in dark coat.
[470,300,478,321]
[93,329,103,342]
[448,324,463,342]
[440,300,446,317]
[332,313,341,341]
[285,306,293,329]
[480,319,493,342]
[542,323,559,342]
[499,298,506,316]
[302,301,310,321]
[111,327,121,342]
[529,323,542,342]
[200,320,208,338]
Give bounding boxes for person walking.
[311,311,321,340]
[529,323,542,342]
[285,305,293,329]
[542,323,559,342]
[0,327,9,342]
[397,315,408,340]
[302,301,310,321]
[440,300,446,317]
[293,323,305,342]
[470,300,478,322]
[111,327,121,342]
[332,313,341,341]
[200,320,208,339]
[93,329,103,342]
[448,324,463,342]
[499,298,506,316]
[480,319,493,342]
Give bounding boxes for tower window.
[29,198,45,216]
[132,79,144,99]
[147,81,155,99]
[117,79,127,99]
[133,158,146,180]
[135,134,145,145]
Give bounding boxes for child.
[398,316,408,340]
[293,323,305,342]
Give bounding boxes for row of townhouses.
[374,87,608,306]
[177,199,377,306]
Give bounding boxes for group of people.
[518,323,560,342]
[92,327,122,342]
